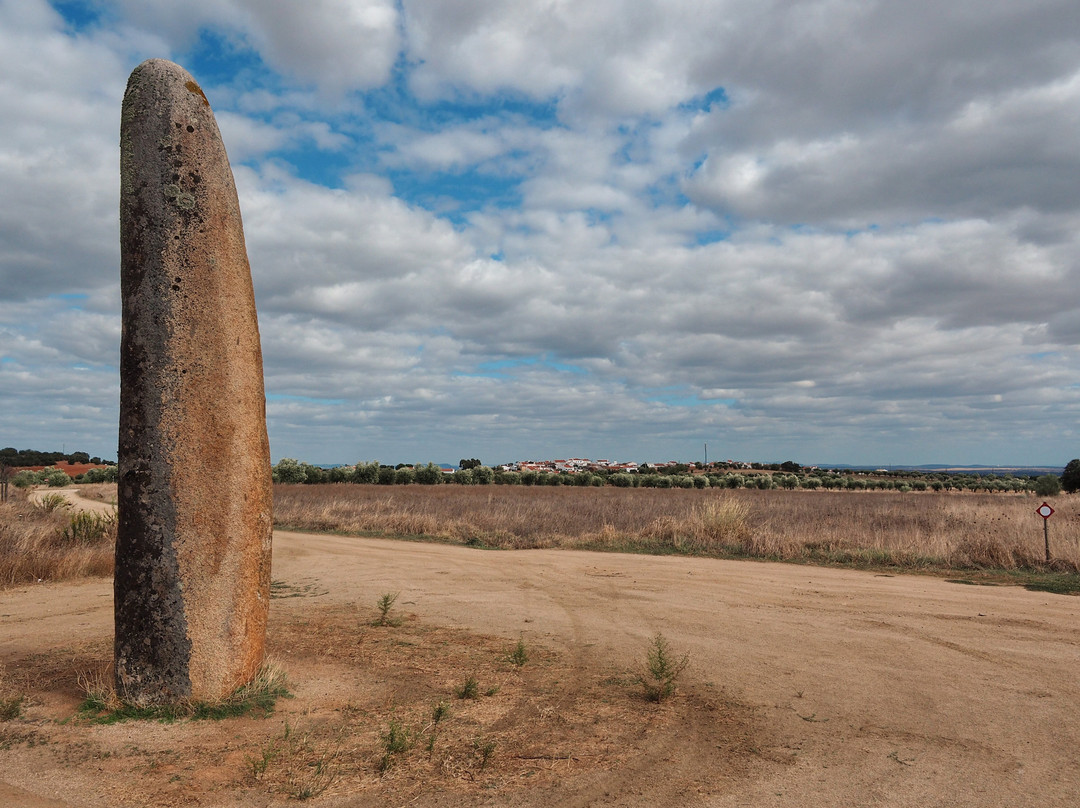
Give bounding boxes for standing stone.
[117,59,272,704]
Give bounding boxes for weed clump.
[455,676,480,700]
[78,661,289,723]
[0,665,23,721]
[373,591,400,626]
[509,636,528,667]
[379,719,411,771]
[641,633,689,702]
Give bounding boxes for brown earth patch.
[0,598,767,807]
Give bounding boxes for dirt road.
[3,490,1079,806]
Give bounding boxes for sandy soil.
[3,488,1079,806]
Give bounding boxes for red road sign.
[1036,502,1055,519]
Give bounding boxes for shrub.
[61,511,118,546]
[509,637,528,667]
[377,466,397,486]
[374,592,399,626]
[11,471,37,488]
[1035,475,1062,497]
[641,633,689,702]
[455,676,480,699]
[472,466,495,485]
[80,466,119,484]
[44,469,72,487]
[35,493,70,513]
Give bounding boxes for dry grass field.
[274,484,1080,575]
[0,490,115,588]
[5,484,1077,592]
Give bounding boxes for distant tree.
[377,466,397,485]
[273,458,307,484]
[779,460,801,473]
[495,470,521,485]
[1034,475,1062,497]
[472,465,495,485]
[80,466,118,484]
[414,463,442,485]
[776,473,799,490]
[394,467,415,485]
[459,458,482,470]
[353,461,380,485]
[1062,459,1080,494]
[301,463,328,484]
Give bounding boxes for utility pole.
[704,442,708,467]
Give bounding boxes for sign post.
[1036,502,1055,564]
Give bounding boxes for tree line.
[273,458,1078,495]
[0,447,114,467]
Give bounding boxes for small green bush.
[641,633,689,702]
[374,592,399,626]
[455,676,480,700]
[509,637,528,667]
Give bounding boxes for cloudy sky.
[2,0,1079,467]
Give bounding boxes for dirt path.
[2,490,1079,806]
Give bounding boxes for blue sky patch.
[52,1,102,31]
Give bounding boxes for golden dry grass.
[274,484,1080,573]
[0,491,116,588]
[4,483,1075,591]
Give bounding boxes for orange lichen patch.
[185,80,209,105]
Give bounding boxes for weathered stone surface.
[117,59,272,704]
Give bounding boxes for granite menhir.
[117,59,272,704]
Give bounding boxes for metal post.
[1044,518,1050,565]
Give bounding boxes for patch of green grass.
[1022,575,1080,595]
[78,663,290,724]
[946,570,1080,596]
